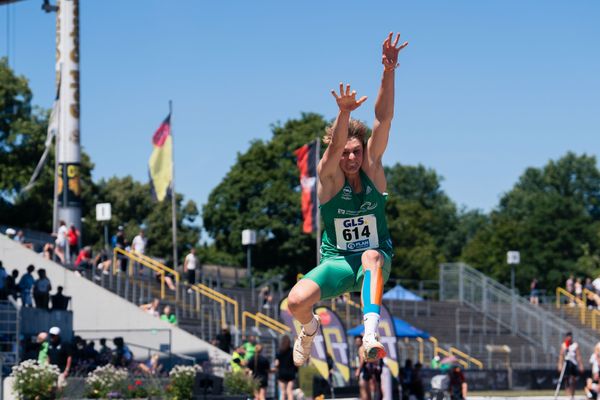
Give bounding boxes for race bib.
[334,214,379,252]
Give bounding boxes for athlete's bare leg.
[361,249,386,361]
[288,279,321,324]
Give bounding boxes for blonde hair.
[323,119,369,147]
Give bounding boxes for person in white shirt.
[558,331,584,399]
[54,221,68,264]
[184,248,198,286]
[131,229,147,254]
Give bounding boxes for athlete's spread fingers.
[331,89,339,99]
[393,33,401,48]
[346,84,351,96]
[339,82,344,96]
[399,41,408,51]
[357,96,368,105]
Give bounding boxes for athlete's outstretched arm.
[367,32,408,167]
[318,83,367,181]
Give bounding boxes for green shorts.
[303,250,392,300]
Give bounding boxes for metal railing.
[0,299,19,376]
[113,248,167,299]
[440,263,598,365]
[242,311,291,335]
[194,283,239,332]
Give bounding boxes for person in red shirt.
[74,246,92,275]
[67,225,80,262]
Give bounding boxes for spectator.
[131,229,147,255]
[5,228,16,239]
[18,264,35,307]
[54,220,68,264]
[93,249,112,277]
[15,230,34,250]
[575,277,583,301]
[74,246,93,275]
[411,362,424,400]
[215,326,232,353]
[112,337,133,367]
[138,353,162,375]
[98,338,113,366]
[585,278,597,309]
[260,286,273,310]
[0,261,7,300]
[247,344,270,400]
[160,305,177,325]
[243,335,257,362]
[51,286,70,310]
[566,274,575,294]
[67,224,80,262]
[140,298,160,317]
[400,359,414,400]
[275,335,297,400]
[230,345,246,372]
[33,269,52,310]
[530,278,539,305]
[48,326,72,387]
[113,227,128,272]
[6,269,19,301]
[184,247,198,288]
[42,243,54,260]
[431,355,441,369]
[448,365,468,400]
[37,332,49,365]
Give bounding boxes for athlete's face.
[340,138,363,176]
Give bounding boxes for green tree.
[462,152,600,292]
[384,164,467,281]
[0,57,95,233]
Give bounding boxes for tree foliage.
[0,59,199,265]
[462,152,600,292]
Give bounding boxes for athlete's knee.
[287,286,309,314]
[362,250,383,269]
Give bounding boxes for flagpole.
[170,100,178,271]
[315,138,321,265]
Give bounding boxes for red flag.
[294,141,318,233]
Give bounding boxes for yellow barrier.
[113,248,166,299]
[255,312,291,332]
[416,337,424,364]
[556,287,586,324]
[195,283,239,332]
[428,336,476,369]
[450,346,483,369]
[242,311,289,334]
[190,285,227,324]
[133,251,180,285]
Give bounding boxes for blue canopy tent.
[347,317,430,339]
[382,284,424,301]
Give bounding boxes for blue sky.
[3,1,600,220]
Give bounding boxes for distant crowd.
[0,261,70,310]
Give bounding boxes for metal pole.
[511,265,515,294]
[315,138,321,265]
[247,245,252,282]
[170,100,178,271]
[104,223,109,250]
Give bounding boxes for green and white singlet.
[303,170,393,299]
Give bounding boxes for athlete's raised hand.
[382,32,408,71]
[331,83,367,112]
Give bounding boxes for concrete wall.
[0,235,230,366]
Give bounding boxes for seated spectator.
[160,305,177,325]
[140,298,160,317]
[156,271,176,291]
[93,249,112,277]
[586,278,598,309]
[112,337,133,367]
[15,230,34,250]
[42,243,54,260]
[51,286,70,310]
[74,246,93,275]
[33,269,52,310]
[138,353,162,375]
[97,338,113,366]
[215,326,232,353]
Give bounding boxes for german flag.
[148,114,172,202]
[294,140,318,233]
